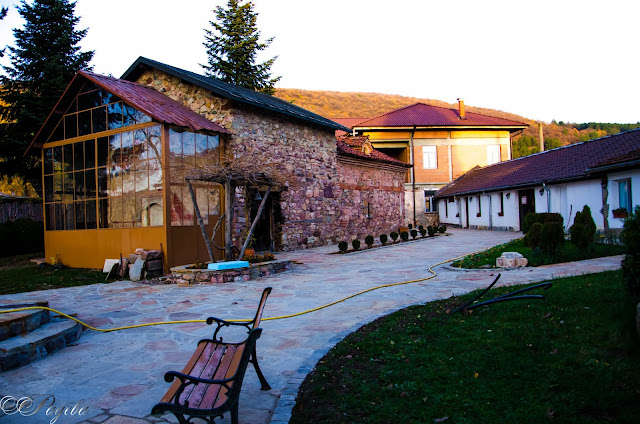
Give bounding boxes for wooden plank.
[185,344,228,407]
[196,345,239,409]
[160,342,209,403]
[212,345,245,408]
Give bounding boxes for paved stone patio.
[0,229,623,424]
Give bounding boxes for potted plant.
[390,231,399,243]
[365,235,375,248]
[379,233,388,245]
[613,207,628,218]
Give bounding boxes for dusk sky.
[1,0,638,123]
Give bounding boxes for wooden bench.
[152,287,272,424]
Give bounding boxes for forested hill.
[274,88,640,158]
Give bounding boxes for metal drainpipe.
[409,126,417,226]
[543,183,551,212]
[488,192,493,230]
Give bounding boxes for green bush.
[571,205,596,249]
[419,228,427,238]
[338,241,348,253]
[408,223,413,230]
[621,205,640,301]
[524,222,544,249]
[427,226,435,237]
[418,225,424,231]
[523,212,564,234]
[390,231,398,242]
[410,229,418,239]
[0,219,44,257]
[364,235,374,248]
[541,221,564,253]
[352,239,361,251]
[522,212,540,234]
[439,225,447,233]
[379,234,388,245]
[400,231,409,241]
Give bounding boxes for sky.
[1,0,639,124]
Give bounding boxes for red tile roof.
[436,129,640,198]
[79,71,230,134]
[336,135,411,168]
[355,103,527,129]
[331,117,371,137]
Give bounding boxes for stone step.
[0,318,83,371]
[0,301,50,341]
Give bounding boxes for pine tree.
[0,7,8,57]
[202,0,280,94]
[0,0,94,188]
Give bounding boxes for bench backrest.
[224,327,262,402]
[250,287,272,330]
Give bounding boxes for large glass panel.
[196,133,208,157]
[85,169,96,198]
[122,196,136,227]
[169,128,182,161]
[148,126,162,161]
[134,196,143,227]
[102,91,119,105]
[121,167,135,196]
[121,131,134,165]
[208,134,220,150]
[109,134,121,165]
[123,104,151,126]
[182,132,195,166]
[208,185,221,216]
[109,166,122,197]
[63,144,73,172]
[44,175,53,203]
[62,172,74,201]
[54,203,64,230]
[50,119,64,143]
[145,195,163,226]
[196,186,209,225]
[74,171,85,200]
[170,185,182,226]
[64,203,75,230]
[109,197,122,228]
[53,172,62,202]
[77,110,92,137]
[98,198,109,228]
[86,200,97,229]
[97,167,108,197]
[77,90,101,111]
[65,114,78,139]
[107,102,123,130]
[43,148,54,175]
[149,159,163,193]
[182,187,194,226]
[84,139,95,169]
[92,106,107,133]
[97,136,109,167]
[79,81,98,94]
[135,161,149,195]
[45,204,55,231]
[75,202,86,230]
[73,141,84,171]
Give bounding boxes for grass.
[451,238,625,269]
[290,271,640,423]
[0,253,106,295]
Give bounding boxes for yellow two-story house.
[352,100,528,225]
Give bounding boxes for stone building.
[26,57,410,268]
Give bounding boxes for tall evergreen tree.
[0,0,94,188]
[202,0,280,94]
[0,7,8,57]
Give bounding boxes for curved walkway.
[0,229,623,424]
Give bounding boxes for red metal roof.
[355,103,527,129]
[436,129,640,197]
[80,71,230,134]
[336,135,412,168]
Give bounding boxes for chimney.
[538,122,544,152]
[457,98,466,120]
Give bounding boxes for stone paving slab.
[0,229,623,424]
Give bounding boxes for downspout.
[543,183,551,212]
[409,126,417,226]
[488,192,493,230]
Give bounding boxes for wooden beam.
[238,187,272,260]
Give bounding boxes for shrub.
[621,205,640,300]
[419,228,427,238]
[524,222,543,249]
[410,229,418,239]
[522,212,539,234]
[338,241,348,253]
[418,225,424,231]
[400,231,409,241]
[439,225,447,233]
[427,226,435,237]
[571,205,596,249]
[541,221,564,253]
[352,239,361,251]
[408,223,413,230]
[364,235,374,248]
[379,234,388,245]
[523,212,564,235]
[390,231,399,242]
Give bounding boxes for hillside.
[274,88,640,158]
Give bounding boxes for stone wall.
[335,157,406,240]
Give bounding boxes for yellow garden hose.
[0,251,473,333]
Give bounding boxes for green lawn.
[452,238,625,269]
[0,253,106,295]
[291,271,640,423]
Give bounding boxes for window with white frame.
[618,179,632,212]
[422,146,437,169]
[424,190,437,212]
[487,145,501,165]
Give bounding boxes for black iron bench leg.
[250,344,271,390]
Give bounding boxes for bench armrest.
[206,316,252,342]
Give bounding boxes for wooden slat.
[185,344,228,407]
[197,345,240,409]
[160,342,209,403]
[212,344,245,408]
